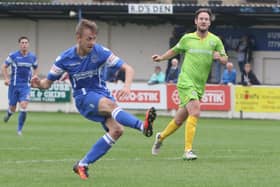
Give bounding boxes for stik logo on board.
[112,90,160,103]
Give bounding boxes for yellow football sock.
[159,119,180,141]
[185,116,198,151]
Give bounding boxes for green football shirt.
[172,32,227,97]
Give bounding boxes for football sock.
[18,110,27,132]
[185,116,198,151]
[112,107,143,131]
[159,119,180,141]
[79,133,115,166]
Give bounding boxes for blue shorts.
[8,85,30,106]
[74,90,115,130]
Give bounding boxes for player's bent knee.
[19,102,28,109]
[111,126,124,139]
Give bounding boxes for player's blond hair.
[75,19,98,36]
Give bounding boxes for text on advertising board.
[111,90,160,103]
[128,4,173,14]
[166,84,231,111]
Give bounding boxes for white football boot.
[183,150,198,160]
[152,132,163,155]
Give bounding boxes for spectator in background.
[148,66,165,85]
[220,62,236,85]
[236,35,253,72]
[241,63,260,86]
[166,58,180,83]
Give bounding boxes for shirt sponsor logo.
[68,62,81,66]
[189,48,212,55]
[72,70,99,81]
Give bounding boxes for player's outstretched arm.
[31,75,53,89]
[152,49,177,62]
[118,63,134,98]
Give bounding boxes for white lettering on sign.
[268,41,280,48]
[112,90,160,103]
[267,32,280,39]
[128,4,173,14]
[201,90,225,105]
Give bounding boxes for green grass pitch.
[0,111,279,187]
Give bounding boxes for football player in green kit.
[151,8,228,160]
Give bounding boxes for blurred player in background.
[1,36,38,136]
[151,8,228,160]
[31,19,156,180]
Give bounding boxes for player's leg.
[17,101,28,135]
[183,99,200,160]
[74,117,123,180]
[73,93,122,179]
[16,87,30,135]
[152,107,188,155]
[3,86,17,122]
[73,92,155,179]
[98,96,156,137]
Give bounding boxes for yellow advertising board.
[235,86,280,112]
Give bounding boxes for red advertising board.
[166,84,231,111]
[107,83,167,109]
[111,90,160,103]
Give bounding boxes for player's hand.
[31,75,41,88]
[213,51,221,60]
[152,54,162,62]
[117,86,131,99]
[4,79,10,86]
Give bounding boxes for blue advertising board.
[213,27,280,51]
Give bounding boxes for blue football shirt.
[47,44,124,95]
[4,51,38,86]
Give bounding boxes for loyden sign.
[30,82,71,103]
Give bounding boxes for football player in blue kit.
[31,19,156,180]
[1,36,38,135]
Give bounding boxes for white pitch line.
[0,147,39,151]
[2,157,182,164]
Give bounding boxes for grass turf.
[0,111,279,187]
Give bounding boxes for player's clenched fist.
[30,75,41,88]
[152,54,162,62]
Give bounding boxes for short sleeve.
[172,35,187,53]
